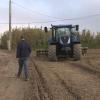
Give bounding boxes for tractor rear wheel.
[73,44,81,60]
[48,45,57,61]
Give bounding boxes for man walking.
[16,36,31,81]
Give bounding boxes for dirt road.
[0,50,31,100]
[29,49,100,100]
[0,49,100,100]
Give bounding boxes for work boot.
[24,78,29,81]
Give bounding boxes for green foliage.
[1,27,51,50]
[1,31,9,49]
[80,30,100,48]
[95,32,100,48]
[0,27,100,49]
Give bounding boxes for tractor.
[45,24,82,61]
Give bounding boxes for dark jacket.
[16,40,31,58]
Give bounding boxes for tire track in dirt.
[86,59,100,70]
[44,62,98,100]
[38,56,100,78]
[69,62,100,78]
[29,55,100,100]
[59,59,100,78]
[32,58,83,100]
[53,72,81,100]
[30,57,53,100]
[48,61,100,100]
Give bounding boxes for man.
[16,36,31,81]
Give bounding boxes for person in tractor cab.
[16,36,31,81]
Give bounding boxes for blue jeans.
[17,57,28,79]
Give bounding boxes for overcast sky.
[0,0,100,33]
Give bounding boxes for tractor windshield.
[56,28,70,38]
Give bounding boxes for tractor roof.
[51,25,78,28]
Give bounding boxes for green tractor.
[45,24,81,61]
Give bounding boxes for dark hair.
[20,35,25,40]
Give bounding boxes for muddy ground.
[0,49,100,100]
[0,50,31,100]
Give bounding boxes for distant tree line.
[0,27,50,50]
[81,30,100,48]
[0,27,100,49]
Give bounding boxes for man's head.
[20,35,25,40]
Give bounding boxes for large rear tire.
[48,45,57,61]
[73,44,81,60]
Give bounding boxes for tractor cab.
[45,25,81,61]
[51,25,80,45]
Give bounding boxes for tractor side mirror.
[76,25,79,31]
[44,27,48,33]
